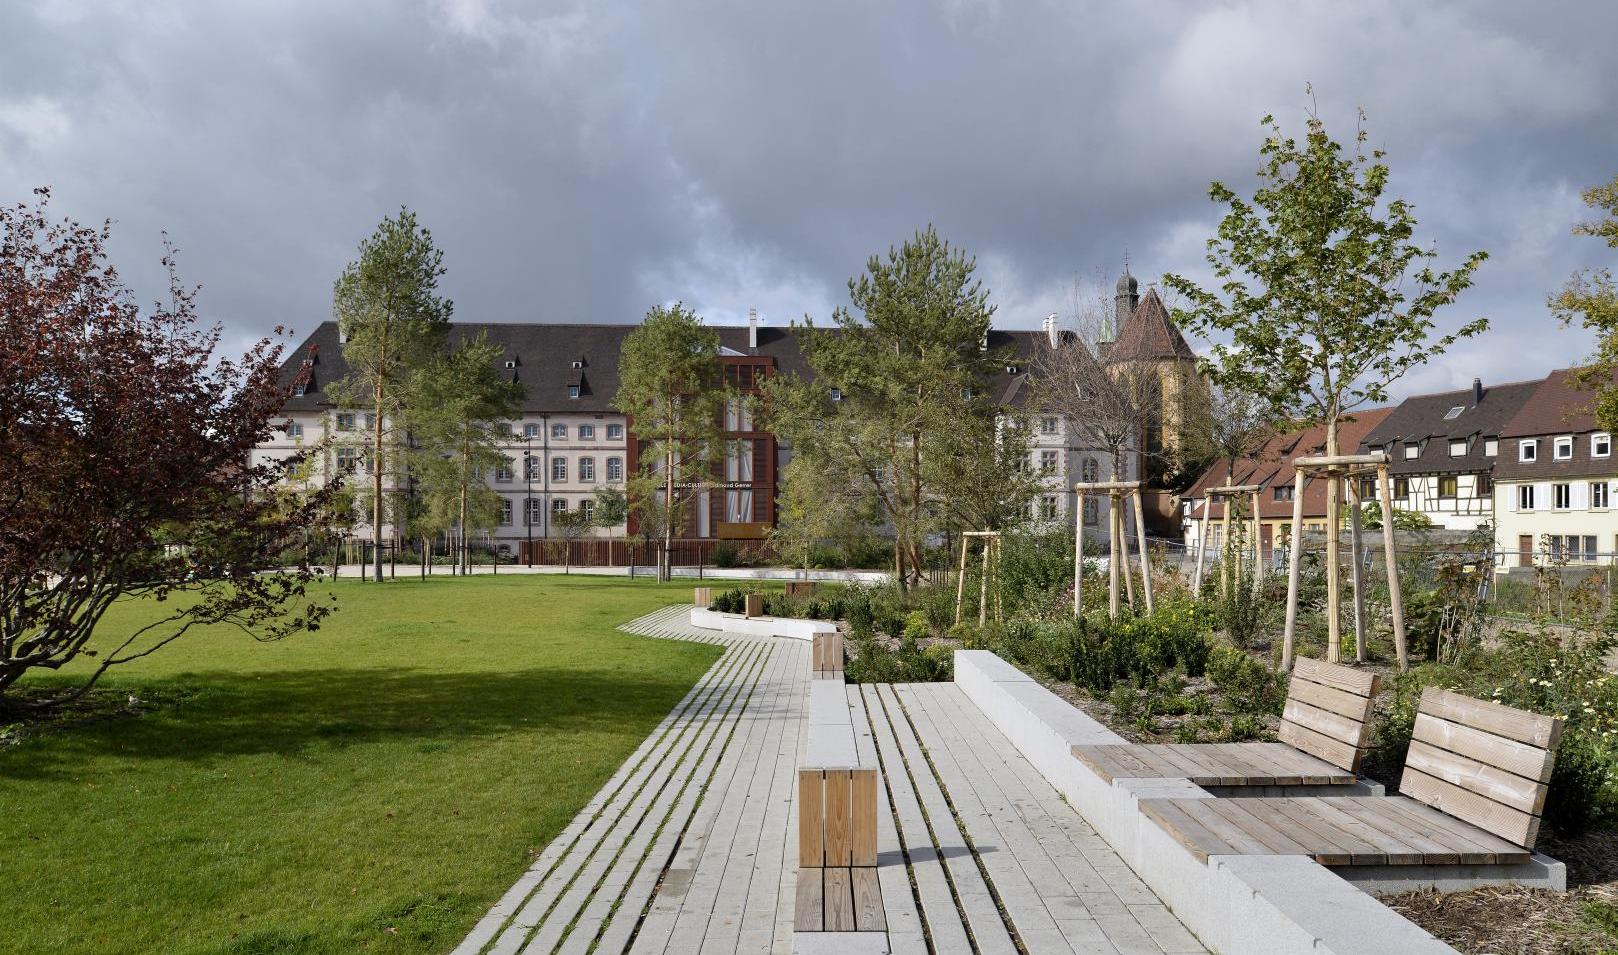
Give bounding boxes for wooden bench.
[811,632,844,680]
[1074,657,1380,788]
[1139,688,1564,867]
[796,679,885,936]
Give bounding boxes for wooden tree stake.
[1281,469,1307,671]
[1073,492,1086,617]
[1376,464,1410,670]
[1131,489,1154,614]
[1347,478,1367,663]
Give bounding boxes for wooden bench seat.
[1076,741,1357,786]
[1073,657,1380,788]
[795,866,886,933]
[1140,688,1563,870]
[1140,795,1533,866]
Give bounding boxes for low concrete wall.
[954,650,1458,955]
[689,607,837,641]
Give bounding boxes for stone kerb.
[952,649,1459,955]
[688,607,836,641]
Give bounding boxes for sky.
[3,0,1616,401]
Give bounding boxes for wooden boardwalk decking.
[455,605,1206,954]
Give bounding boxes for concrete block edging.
[952,649,1459,955]
[689,607,836,641]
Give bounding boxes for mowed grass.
[2,575,725,955]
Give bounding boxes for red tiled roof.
[1187,407,1394,521]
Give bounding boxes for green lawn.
[2,575,724,955]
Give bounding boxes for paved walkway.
[455,606,1205,954]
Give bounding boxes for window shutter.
[1572,482,1589,510]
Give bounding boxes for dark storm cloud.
[3,0,1616,399]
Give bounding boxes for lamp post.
[525,433,534,567]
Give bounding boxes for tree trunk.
[663,444,675,583]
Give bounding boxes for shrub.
[1206,644,1285,715]
[1227,714,1266,742]
[709,589,747,614]
[845,634,952,683]
[710,541,740,568]
[901,610,931,641]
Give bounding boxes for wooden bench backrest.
[1405,687,1563,848]
[1276,657,1380,773]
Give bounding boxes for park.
[6,7,1618,955]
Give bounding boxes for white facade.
[1493,474,1618,569]
[1382,471,1495,531]
[1024,413,1131,531]
[262,408,630,554]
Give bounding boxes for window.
[579,424,595,440]
[829,387,843,402]
[525,498,543,526]
[1039,495,1058,520]
[552,498,569,515]
[1595,433,1612,458]
[581,499,595,523]
[495,458,514,482]
[1448,438,1466,457]
[1519,439,1537,462]
[499,499,513,525]
[1082,498,1099,526]
[1274,485,1293,502]
[1403,441,1420,460]
[1443,405,1465,421]
[552,423,567,439]
[579,457,596,482]
[607,424,624,441]
[497,422,513,437]
[1080,457,1098,483]
[551,457,567,482]
[525,455,540,481]
[1476,474,1492,497]
[1039,416,1058,435]
[1587,535,1600,561]
[606,457,623,481]
[1485,438,1498,456]
[1554,483,1572,509]
[524,423,541,438]
[1439,475,1458,498]
[568,385,580,399]
[571,360,583,369]
[285,421,304,439]
[1039,450,1059,474]
[1594,482,1611,510]
[336,447,358,473]
[1554,436,1573,460]
[1518,484,1535,510]
[1394,477,1410,499]
[335,412,356,431]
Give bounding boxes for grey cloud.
[2,0,1616,401]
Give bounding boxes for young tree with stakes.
[0,189,333,708]
[328,208,453,582]
[1553,174,1618,425]
[616,304,729,582]
[1164,103,1486,666]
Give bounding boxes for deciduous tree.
[1164,102,1486,662]
[1553,174,1618,426]
[0,189,332,707]
[328,208,453,582]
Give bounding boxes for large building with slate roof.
[257,295,1198,559]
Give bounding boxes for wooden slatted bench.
[1073,657,1379,789]
[1139,688,1563,870]
[796,678,885,939]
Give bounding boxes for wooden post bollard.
[745,593,764,618]
[694,586,711,607]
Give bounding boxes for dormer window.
[829,388,843,402]
[1485,438,1498,457]
[1594,433,1612,458]
[1448,438,1466,457]
[505,360,517,369]
[568,385,580,399]
[1519,439,1537,462]
[1403,441,1420,460]
[1554,436,1573,460]
[293,381,307,396]
[572,360,584,369]
[1005,364,1020,375]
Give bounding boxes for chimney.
[1045,312,1060,348]
[1472,377,1484,406]
[747,307,759,352]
